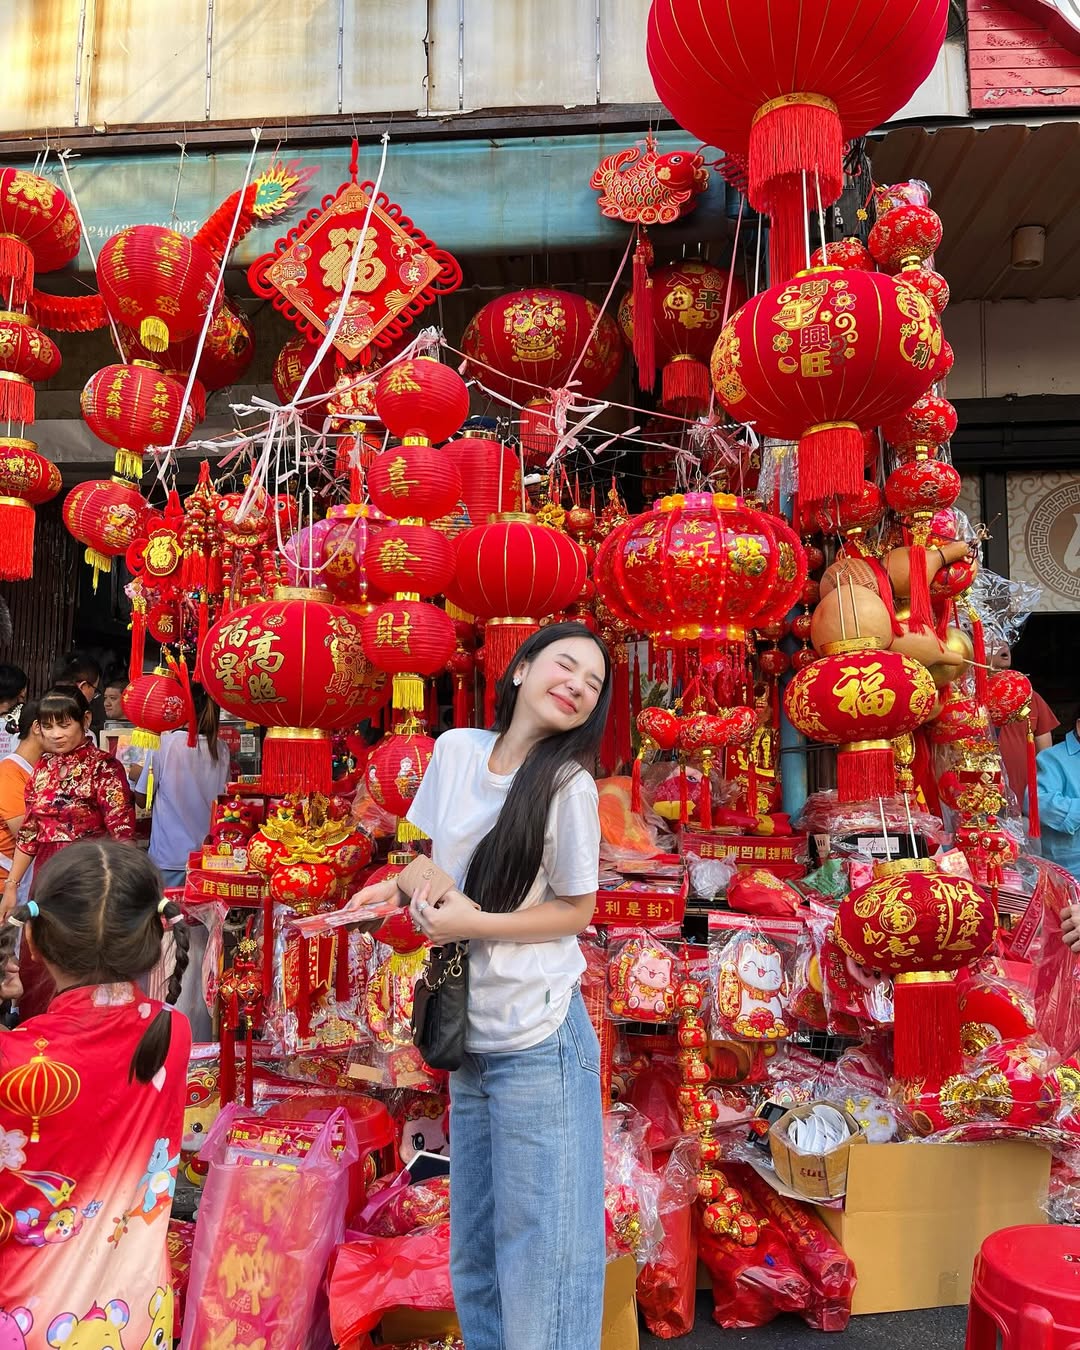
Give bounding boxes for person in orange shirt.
[0,700,42,891]
[992,645,1058,818]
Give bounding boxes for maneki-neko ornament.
[716,932,791,1041]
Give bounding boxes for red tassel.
[971,612,989,707]
[261,891,275,1001]
[679,757,689,826]
[837,741,894,803]
[261,729,332,796]
[483,621,537,722]
[1027,715,1041,839]
[453,674,470,728]
[632,645,642,720]
[699,754,713,831]
[0,375,33,425]
[906,544,934,634]
[893,972,962,1082]
[219,1010,237,1105]
[31,287,108,332]
[631,753,643,815]
[798,423,863,504]
[0,235,34,307]
[661,357,710,413]
[335,931,351,1003]
[0,499,35,581]
[865,557,904,638]
[632,228,656,391]
[296,937,312,1040]
[243,1014,255,1109]
[129,601,146,683]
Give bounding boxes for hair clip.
[25,900,39,919]
[156,897,171,915]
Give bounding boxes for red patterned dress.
[0,983,190,1349]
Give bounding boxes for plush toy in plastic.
[716,933,791,1040]
[609,936,677,1022]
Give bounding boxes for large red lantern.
[0,437,61,580]
[122,667,190,748]
[836,858,997,1081]
[885,459,961,516]
[711,267,942,503]
[0,169,81,306]
[367,724,435,841]
[0,311,60,424]
[81,362,198,478]
[646,0,947,281]
[118,295,255,391]
[784,641,937,800]
[97,224,221,353]
[367,444,463,524]
[447,515,586,694]
[618,260,745,411]
[361,600,456,711]
[374,357,470,444]
[445,430,522,526]
[63,477,151,589]
[200,586,389,795]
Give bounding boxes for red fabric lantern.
[646,0,947,280]
[784,641,937,800]
[885,459,962,516]
[63,477,151,589]
[0,169,81,305]
[712,266,943,502]
[869,206,943,270]
[81,362,198,478]
[272,335,339,430]
[835,858,997,1081]
[122,667,190,748]
[899,267,950,315]
[367,444,463,524]
[367,726,435,838]
[812,480,886,540]
[0,437,61,581]
[882,395,958,456]
[447,515,586,688]
[321,503,386,608]
[445,431,522,526]
[200,586,390,795]
[118,295,255,391]
[364,523,455,597]
[987,670,1033,727]
[809,238,874,271]
[374,358,470,444]
[618,260,745,411]
[0,311,60,424]
[97,225,221,353]
[361,600,456,712]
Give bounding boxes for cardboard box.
[378,1252,639,1349]
[817,1140,1050,1315]
[769,1104,865,1201]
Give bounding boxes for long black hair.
[13,840,189,1083]
[192,682,224,763]
[462,622,611,914]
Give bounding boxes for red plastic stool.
[968,1225,1080,1349]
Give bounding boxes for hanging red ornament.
[809,238,874,271]
[118,295,256,392]
[367,443,463,524]
[445,430,522,527]
[271,334,340,431]
[122,667,190,748]
[899,267,950,316]
[0,311,60,425]
[374,357,470,444]
[367,723,436,842]
[63,477,151,590]
[97,224,222,353]
[364,523,455,598]
[885,459,962,516]
[320,503,386,609]
[81,361,198,478]
[0,437,61,580]
[869,205,943,271]
[0,168,81,306]
[812,480,886,542]
[882,395,958,458]
[361,600,456,713]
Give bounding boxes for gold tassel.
[139,315,170,352]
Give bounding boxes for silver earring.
[513,676,522,686]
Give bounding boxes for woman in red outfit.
[0,687,135,1014]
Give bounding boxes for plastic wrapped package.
[827,1047,900,1143]
[1008,857,1080,1061]
[608,931,679,1023]
[329,1225,453,1343]
[167,1219,196,1340]
[636,1141,701,1339]
[709,914,801,1042]
[811,899,893,1035]
[627,1053,686,1153]
[795,791,945,860]
[597,774,664,858]
[580,930,616,1104]
[603,1105,664,1267]
[699,1191,811,1330]
[684,852,737,903]
[263,913,375,1060]
[966,566,1042,653]
[180,1104,359,1350]
[357,1172,451,1237]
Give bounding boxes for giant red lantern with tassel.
[0,437,61,580]
[836,858,997,1082]
[63,477,151,590]
[200,586,388,795]
[712,267,942,503]
[81,362,199,478]
[646,0,947,282]
[0,169,81,307]
[784,640,937,800]
[97,224,221,354]
[0,311,60,424]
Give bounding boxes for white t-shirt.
[136,731,231,871]
[407,727,601,1054]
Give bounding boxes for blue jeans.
[449,989,605,1350]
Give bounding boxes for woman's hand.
[1,956,22,1002]
[1062,904,1080,954]
[343,874,403,914]
[0,881,17,924]
[410,884,484,944]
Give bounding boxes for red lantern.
[269,860,339,914]
[784,642,938,800]
[619,260,745,412]
[900,267,950,316]
[809,238,874,271]
[812,481,886,540]
[200,586,390,795]
[321,503,386,608]
[712,266,943,502]
[882,395,958,456]
[445,430,522,526]
[447,515,587,700]
[885,459,962,516]
[63,477,151,589]
[987,670,1033,727]
[934,339,955,382]
[374,358,470,444]
[836,858,997,1081]
[122,667,190,747]
[364,523,455,598]
[367,444,463,524]
[272,335,339,431]
[0,437,61,580]
[0,312,60,424]
[646,0,947,281]
[0,169,81,305]
[869,206,943,270]
[118,295,255,391]
[81,362,198,478]
[367,726,435,838]
[97,225,221,353]
[361,600,456,711]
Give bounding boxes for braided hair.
[12,839,190,1083]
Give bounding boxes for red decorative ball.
[364,523,455,598]
[97,224,221,353]
[791,612,813,641]
[881,395,958,455]
[885,459,962,515]
[361,600,456,677]
[374,358,470,444]
[869,205,943,269]
[0,436,61,504]
[791,646,818,672]
[803,544,825,573]
[930,695,990,745]
[269,859,339,914]
[367,444,463,524]
[82,362,197,458]
[987,670,1034,727]
[272,335,339,430]
[637,706,680,751]
[122,668,188,743]
[813,480,886,537]
[118,295,255,391]
[759,646,790,677]
[367,728,435,818]
[800,579,820,607]
[931,557,978,601]
[448,516,586,625]
[933,339,955,382]
[899,267,950,315]
[810,238,874,271]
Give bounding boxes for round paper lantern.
[118,295,255,391]
[319,503,387,609]
[367,444,463,524]
[63,477,151,588]
[0,311,60,424]
[200,586,389,795]
[0,168,81,305]
[122,667,189,747]
[272,335,340,431]
[367,726,436,835]
[647,0,947,280]
[618,260,746,412]
[445,430,522,526]
[97,224,221,353]
[0,436,61,580]
[784,641,937,799]
[885,459,962,516]
[269,860,339,915]
[712,266,943,502]
[361,600,456,711]
[837,858,997,1081]
[869,205,943,270]
[374,357,470,444]
[364,523,455,597]
[447,514,587,699]
[82,362,198,477]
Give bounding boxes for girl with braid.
[0,840,191,1350]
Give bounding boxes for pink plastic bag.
[329,1225,454,1342]
[179,1102,358,1350]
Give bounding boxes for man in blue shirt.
[1037,718,1080,882]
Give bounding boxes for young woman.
[136,685,230,1039]
[0,840,191,1350]
[349,621,611,1350]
